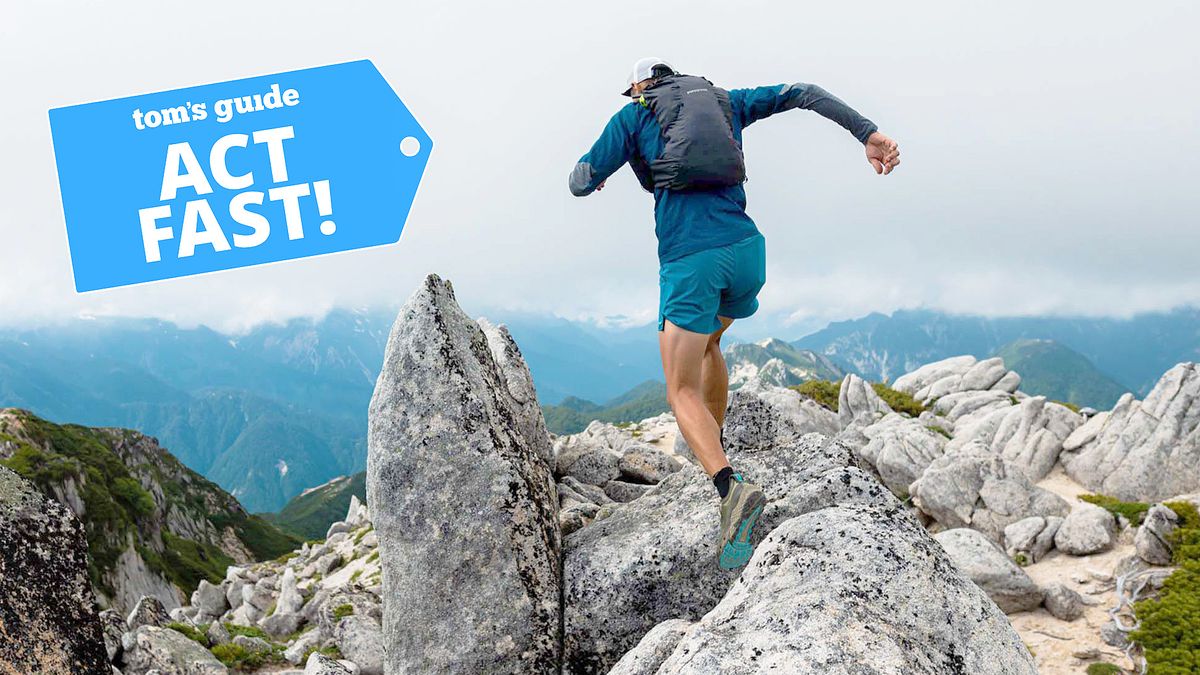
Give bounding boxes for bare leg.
[660,319,731,477]
[702,317,735,427]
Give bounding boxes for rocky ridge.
[0,409,300,615]
[364,275,1039,675]
[103,495,381,674]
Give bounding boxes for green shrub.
[790,380,926,417]
[165,621,208,646]
[871,383,925,416]
[146,532,232,596]
[1079,494,1152,525]
[1085,664,1122,675]
[112,476,156,516]
[790,380,841,411]
[1013,552,1029,567]
[1130,500,1200,673]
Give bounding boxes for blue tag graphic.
[48,60,431,292]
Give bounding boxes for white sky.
[1,1,1197,334]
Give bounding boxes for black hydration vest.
[629,74,746,192]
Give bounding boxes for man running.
[569,58,899,569]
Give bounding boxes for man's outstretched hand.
[865,132,900,175]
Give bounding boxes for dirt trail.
[1007,466,1141,674]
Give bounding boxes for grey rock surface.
[563,421,890,674]
[945,397,1082,481]
[1042,583,1084,621]
[893,356,1020,403]
[334,615,385,675]
[723,381,841,449]
[127,595,171,631]
[275,567,305,615]
[1135,504,1180,565]
[284,630,321,664]
[603,479,654,503]
[838,373,892,429]
[617,444,681,484]
[260,610,304,638]
[1003,515,1061,563]
[1054,503,1117,555]
[0,466,109,674]
[366,275,560,674]
[305,652,355,674]
[652,505,1037,674]
[99,608,127,662]
[479,317,554,465]
[911,442,1069,542]
[205,620,231,646]
[606,619,691,675]
[560,444,621,486]
[191,580,227,618]
[858,415,947,494]
[1061,363,1200,501]
[934,528,1044,614]
[122,625,228,674]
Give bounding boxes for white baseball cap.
[622,57,675,97]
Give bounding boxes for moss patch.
[210,641,283,671]
[224,622,270,640]
[790,380,840,411]
[871,383,925,416]
[166,621,209,646]
[332,603,354,620]
[1079,494,1152,525]
[789,380,925,417]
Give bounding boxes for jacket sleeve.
[730,83,878,143]
[569,107,637,196]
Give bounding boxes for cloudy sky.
[1,1,1196,337]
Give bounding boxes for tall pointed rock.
[367,274,560,674]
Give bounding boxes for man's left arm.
[732,83,900,174]
[569,107,637,196]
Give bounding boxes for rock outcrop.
[0,408,299,614]
[121,625,228,674]
[367,275,560,674]
[893,356,1021,403]
[649,507,1036,674]
[858,414,947,494]
[1053,503,1118,555]
[562,387,884,673]
[1061,363,1200,501]
[1135,503,1180,565]
[1003,515,1062,564]
[910,441,1069,542]
[944,396,1082,481]
[934,528,1043,614]
[0,466,109,674]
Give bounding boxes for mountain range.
[792,307,1200,395]
[1,305,1195,513]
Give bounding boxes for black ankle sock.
[713,466,735,498]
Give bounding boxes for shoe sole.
[718,492,766,570]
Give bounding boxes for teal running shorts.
[658,234,766,334]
